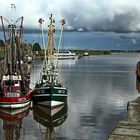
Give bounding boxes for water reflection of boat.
[58,59,77,67]
[33,102,67,139]
[136,61,140,93]
[136,76,140,93]
[0,105,30,140]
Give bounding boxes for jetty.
[108,97,140,140]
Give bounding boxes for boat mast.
[10,4,16,73]
[16,16,24,72]
[18,16,24,44]
[48,14,54,65]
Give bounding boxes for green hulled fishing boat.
[32,14,68,108]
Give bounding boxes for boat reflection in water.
[136,77,140,93]
[33,102,68,140]
[136,61,140,93]
[0,105,30,140]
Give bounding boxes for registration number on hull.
[7,92,20,97]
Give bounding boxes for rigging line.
[56,22,65,84]
[52,28,63,84]
[53,33,57,64]
[39,18,49,67]
[56,25,64,66]
[10,3,16,24]
[39,18,46,59]
[35,19,45,83]
[53,32,63,84]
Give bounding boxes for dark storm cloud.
[0,0,140,32]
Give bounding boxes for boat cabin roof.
[2,75,22,81]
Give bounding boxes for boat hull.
[0,90,32,109]
[32,87,67,108]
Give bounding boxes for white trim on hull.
[0,105,30,115]
[0,100,31,109]
[34,94,67,97]
[36,87,67,90]
[38,100,65,109]
[36,104,64,116]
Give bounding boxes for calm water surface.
[0,54,139,140]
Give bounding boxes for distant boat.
[32,14,68,108]
[53,50,78,60]
[0,5,32,108]
[84,52,89,56]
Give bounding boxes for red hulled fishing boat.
[0,4,32,108]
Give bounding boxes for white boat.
[53,51,78,59]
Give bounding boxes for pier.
[108,61,140,140]
[108,97,140,140]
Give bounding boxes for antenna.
[11,3,16,24]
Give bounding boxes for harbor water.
[0,54,139,140]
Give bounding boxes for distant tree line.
[0,39,42,57]
[0,39,42,51]
[0,39,4,48]
[1,38,140,58]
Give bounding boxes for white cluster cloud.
[0,0,140,32]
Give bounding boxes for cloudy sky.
[0,0,140,32]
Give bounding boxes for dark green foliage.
[0,39,4,47]
[32,43,41,51]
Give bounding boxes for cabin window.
[58,90,62,93]
[43,75,47,80]
[15,81,20,87]
[58,90,65,93]
[37,90,45,94]
[4,80,14,86]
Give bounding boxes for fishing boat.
[0,4,32,108]
[32,14,67,108]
